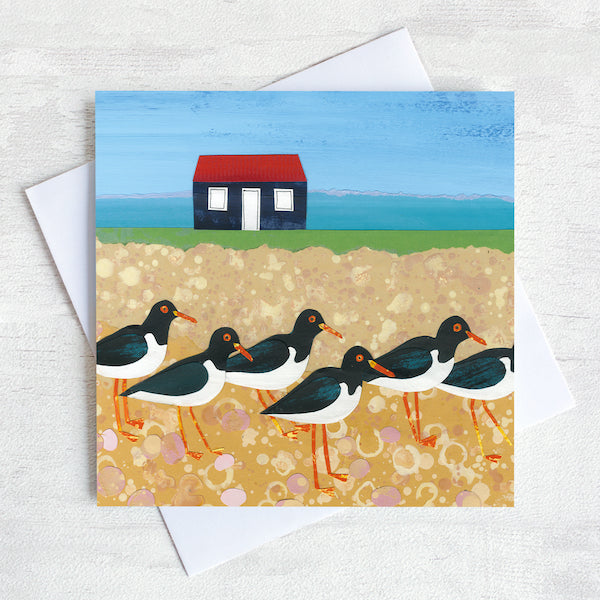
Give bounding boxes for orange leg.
[256,389,270,410]
[311,424,335,497]
[258,390,299,440]
[322,424,348,482]
[470,399,501,463]
[414,392,437,448]
[402,392,436,448]
[113,378,139,442]
[402,392,420,443]
[121,379,144,430]
[177,406,204,460]
[189,407,224,455]
[482,401,513,447]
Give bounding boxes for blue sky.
[96,91,513,198]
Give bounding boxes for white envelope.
[26,28,573,576]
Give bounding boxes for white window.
[208,187,228,211]
[274,188,294,211]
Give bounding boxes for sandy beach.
[96,239,514,507]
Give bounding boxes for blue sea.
[96,192,514,230]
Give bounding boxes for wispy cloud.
[309,189,514,203]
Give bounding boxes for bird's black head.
[208,327,253,364]
[341,346,396,379]
[146,300,197,323]
[292,308,343,340]
[435,316,486,360]
[142,300,197,343]
[147,300,177,322]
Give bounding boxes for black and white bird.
[262,346,394,496]
[225,308,342,439]
[121,327,252,459]
[365,316,486,448]
[437,346,514,463]
[96,300,196,441]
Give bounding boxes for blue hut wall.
[193,181,307,230]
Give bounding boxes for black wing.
[262,370,342,416]
[122,358,209,397]
[374,346,433,380]
[443,356,506,390]
[97,327,148,367]
[226,337,290,374]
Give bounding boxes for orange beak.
[368,359,395,378]
[173,311,197,323]
[234,342,253,361]
[319,322,343,339]
[467,330,487,345]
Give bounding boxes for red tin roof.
[193,154,306,183]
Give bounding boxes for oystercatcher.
[365,316,486,448]
[437,345,514,463]
[121,327,252,459]
[96,300,197,442]
[262,346,395,496]
[225,309,343,439]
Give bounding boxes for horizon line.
[97,189,515,203]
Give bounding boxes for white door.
[242,188,260,230]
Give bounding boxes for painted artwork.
[96,92,514,507]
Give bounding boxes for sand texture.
[96,239,514,507]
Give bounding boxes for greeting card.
[96,91,514,506]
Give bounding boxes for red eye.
[223,333,231,341]
[453,323,462,332]
[160,305,169,313]
[309,315,316,323]
[356,354,364,362]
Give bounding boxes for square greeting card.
[96,92,514,507]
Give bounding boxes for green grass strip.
[96,228,513,255]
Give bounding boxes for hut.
[192,154,307,230]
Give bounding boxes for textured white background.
[1,1,599,598]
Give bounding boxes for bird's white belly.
[127,361,226,407]
[367,350,454,393]
[277,383,362,425]
[96,333,166,380]
[437,366,514,401]
[225,348,309,391]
